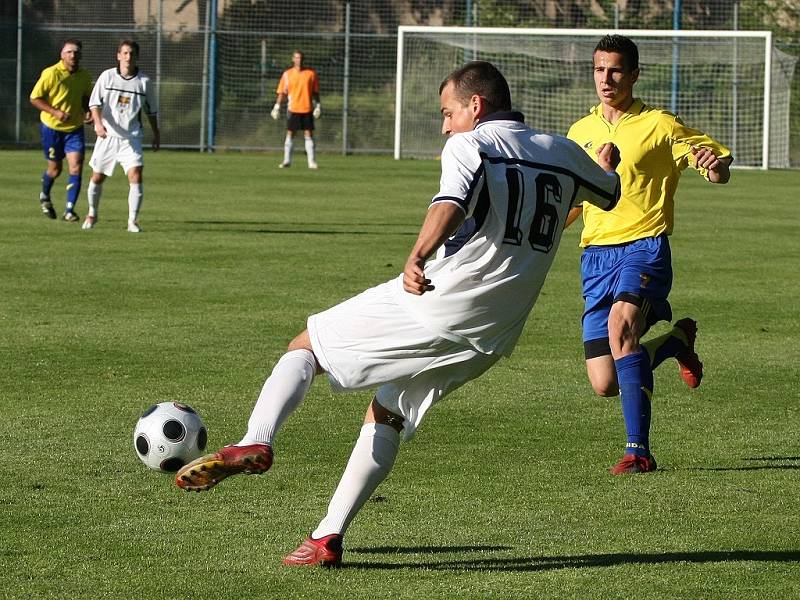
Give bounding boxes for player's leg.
[608,297,656,474]
[126,166,143,232]
[62,129,86,221]
[83,172,106,229]
[118,137,146,232]
[303,121,317,169]
[38,125,62,218]
[280,114,298,167]
[607,237,672,474]
[176,329,321,491]
[283,398,402,568]
[285,323,499,567]
[642,318,703,388]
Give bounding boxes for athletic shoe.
[127,221,141,233]
[62,211,80,222]
[308,162,318,170]
[175,443,273,492]
[40,196,56,219]
[611,453,657,475]
[278,162,291,168]
[674,318,703,388]
[283,534,343,567]
[82,215,97,230]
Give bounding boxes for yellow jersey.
[276,67,319,114]
[30,60,92,132]
[567,99,731,247]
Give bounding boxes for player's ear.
[630,68,640,84]
[470,94,484,119]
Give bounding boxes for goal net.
[395,27,797,168]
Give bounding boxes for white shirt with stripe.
[89,67,158,140]
[395,112,620,356]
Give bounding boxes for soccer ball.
[133,402,208,472]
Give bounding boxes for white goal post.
[395,27,796,169]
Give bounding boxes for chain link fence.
[2,0,799,164]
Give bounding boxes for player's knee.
[591,380,619,397]
[366,398,404,433]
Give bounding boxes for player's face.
[440,82,479,136]
[293,53,304,68]
[593,50,639,111]
[117,45,138,71]
[60,44,81,72]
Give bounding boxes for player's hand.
[403,256,432,295]
[691,146,721,171]
[94,123,107,138]
[270,103,280,120]
[313,103,321,119]
[84,111,92,124]
[596,142,620,172]
[54,109,70,123]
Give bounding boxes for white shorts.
[89,135,143,176]
[307,279,500,439]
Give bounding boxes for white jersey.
[89,67,157,139]
[395,112,620,356]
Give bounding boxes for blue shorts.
[581,236,673,344]
[40,123,85,162]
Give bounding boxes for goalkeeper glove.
[313,102,321,119]
[270,103,280,120]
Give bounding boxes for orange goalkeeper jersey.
[276,67,319,114]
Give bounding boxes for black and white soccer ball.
[133,402,208,472]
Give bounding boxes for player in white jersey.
[82,40,159,233]
[175,61,621,566]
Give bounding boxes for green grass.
[2,150,798,598]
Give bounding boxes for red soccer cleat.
[175,443,273,492]
[283,534,343,567]
[674,318,703,389]
[611,453,657,475]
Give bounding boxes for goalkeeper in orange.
[566,34,732,475]
[271,50,320,169]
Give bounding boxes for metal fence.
[2,0,799,164]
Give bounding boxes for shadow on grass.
[690,456,800,472]
[342,549,800,572]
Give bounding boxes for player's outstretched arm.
[691,146,731,184]
[403,202,465,296]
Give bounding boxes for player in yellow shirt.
[566,35,732,475]
[29,39,92,221]
[271,51,321,169]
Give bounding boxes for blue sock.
[41,172,54,197]
[643,330,686,370]
[65,174,81,212]
[615,350,653,457]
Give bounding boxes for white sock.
[283,134,293,164]
[311,423,400,538]
[87,181,102,217]
[128,182,142,223]
[304,137,316,165]
[238,349,317,446]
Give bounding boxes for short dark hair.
[62,39,82,50]
[118,39,140,57]
[439,61,512,112]
[594,34,639,71]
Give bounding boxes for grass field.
[2,149,799,599]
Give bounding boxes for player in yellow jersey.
[30,39,92,221]
[566,35,732,475]
[271,50,321,169]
